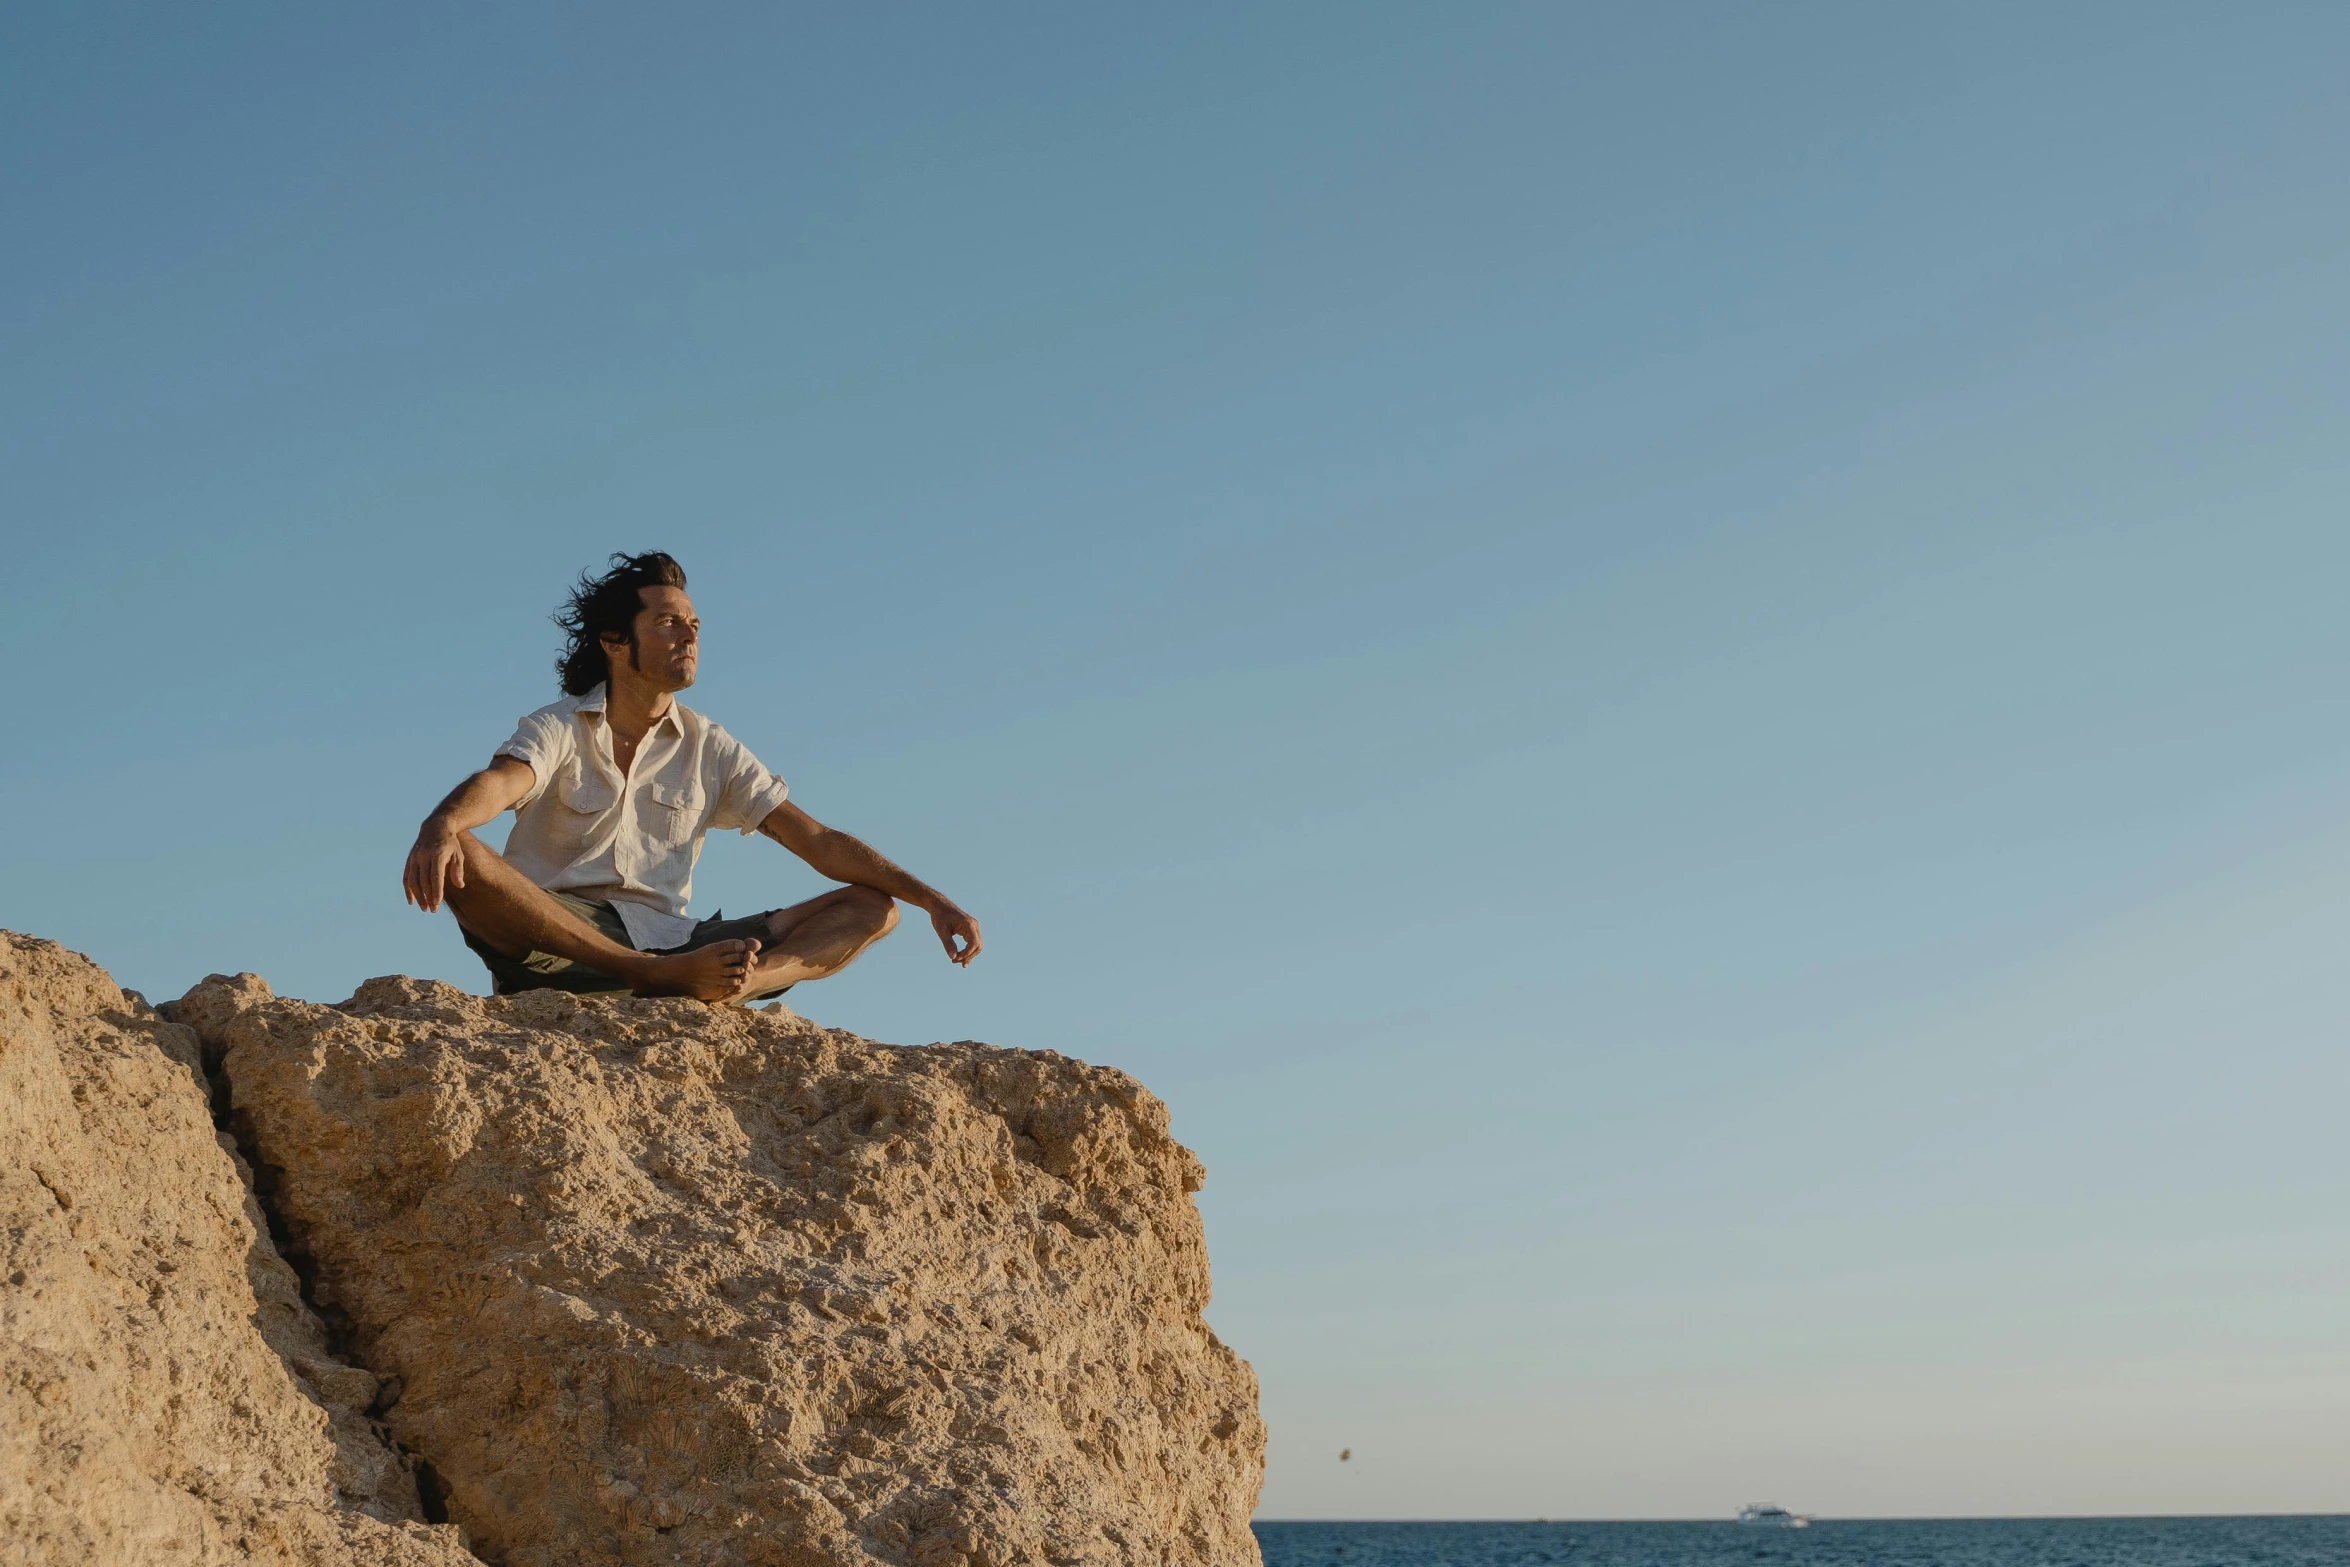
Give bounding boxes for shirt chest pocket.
[556,766,616,815]
[642,781,705,847]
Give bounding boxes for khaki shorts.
[460,893,794,1001]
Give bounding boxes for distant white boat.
[1737,1504,1810,1528]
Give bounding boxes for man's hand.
[759,799,983,968]
[404,758,534,915]
[929,903,983,967]
[403,821,467,913]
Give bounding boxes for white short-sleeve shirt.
[492,683,791,951]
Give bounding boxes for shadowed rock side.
[192,973,1265,1567]
[0,934,475,1566]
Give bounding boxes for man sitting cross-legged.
[402,551,981,1003]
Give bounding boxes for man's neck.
[602,674,675,746]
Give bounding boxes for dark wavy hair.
[555,552,688,695]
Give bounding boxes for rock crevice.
[165,973,464,1539]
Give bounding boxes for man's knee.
[844,884,899,936]
[456,830,531,880]
[444,833,518,915]
[831,888,892,939]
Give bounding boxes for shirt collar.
[574,683,685,736]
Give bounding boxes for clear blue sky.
[6,2,2347,1521]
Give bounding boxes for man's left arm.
[758,801,983,966]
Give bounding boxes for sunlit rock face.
[201,972,1264,1567]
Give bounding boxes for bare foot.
[633,939,762,1001]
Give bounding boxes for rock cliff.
[2,933,1264,1567]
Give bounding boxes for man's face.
[605,584,699,692]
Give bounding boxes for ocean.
[1252,1516,2350,1567]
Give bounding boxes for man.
[402,552,981,1003]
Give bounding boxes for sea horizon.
[1253,1514,2350,1567]
[1255,1510,2350,1521]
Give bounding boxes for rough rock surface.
[198,974,1264,1567]
[0,933,474,1566]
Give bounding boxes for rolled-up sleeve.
[493,711,572,811]
[705,723,790,834]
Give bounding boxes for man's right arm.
[402,756,536,913]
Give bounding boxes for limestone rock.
[0,933,475,1566]
[209,975,1265,1567]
